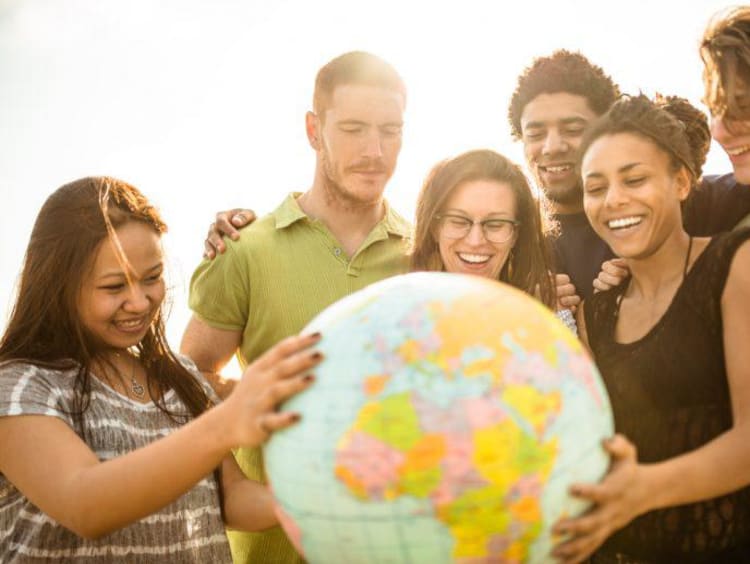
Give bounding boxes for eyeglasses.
[435,214,520,243]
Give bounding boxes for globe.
[264,272,613,563]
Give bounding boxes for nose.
[603,182,629,209]
[362,130,384,158]
[123,283,151,313]
[464,222,486,245]
[542,128,568,155]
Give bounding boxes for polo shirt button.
[333,247,342,256]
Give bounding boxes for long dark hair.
[0,177,214,434]
[410,149,556,309]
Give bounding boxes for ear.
[675,166,692,202]
[306,111,321,150]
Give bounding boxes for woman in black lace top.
[551,92,750,564]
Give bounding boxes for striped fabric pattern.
[0,359,232,563]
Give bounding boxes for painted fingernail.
[289,413,301,423]
[309,332,322,340]
[310,351,323,361]
[303,374,315,383]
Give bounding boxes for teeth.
[116,319,144,329]
[458,253,490,264]
[608,216,642,230]
[726,145,750,156]
[543,164,572,173]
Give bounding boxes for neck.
[545,196,584,216]
[625,229,692,300]
[300,176,386,256]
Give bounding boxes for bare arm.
[554,241,750,562]
[181,315,241,398]
[0,333,321,539]
[221,455,278,531]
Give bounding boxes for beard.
[320,151,388,211]
[539,178,584,210]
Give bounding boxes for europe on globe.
[264,272,614,563]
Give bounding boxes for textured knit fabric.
[0,357,232,563]
[188,192,411,563]
[584,230,750,563]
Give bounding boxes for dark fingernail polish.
[303,374,315,383]
[310,351,323,360]
[290,413,301,422]
[309,332,322,340]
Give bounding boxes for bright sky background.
[0,0,736,368]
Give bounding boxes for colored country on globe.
[265,272,613,564]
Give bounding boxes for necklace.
[114,352,146,399]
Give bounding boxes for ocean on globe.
[264,272,614,564]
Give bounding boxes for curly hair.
[409,149,556,309]
[701,6,750,120]
[508,50,620,139]
[578,94,710,186]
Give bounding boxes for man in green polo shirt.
[180,51,410,564]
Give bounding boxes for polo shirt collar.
[273,192,411,238]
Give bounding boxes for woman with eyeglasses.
[409,148,575,330]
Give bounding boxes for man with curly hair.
[509,49,750,299]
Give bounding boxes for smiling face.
[78,221,165,351]
[520,92,599,213]
[710,98,750,184]
[582,133,690,260]
[435,179,518,279]
[309,83,405,208]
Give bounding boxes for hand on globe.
[220,332,322,448]
[551,434,648,563]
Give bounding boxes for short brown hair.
[410,149,556,309]
[701,6,750,120]
[313,51,406,116]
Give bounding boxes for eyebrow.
[442,209,514,218]
[523,116,589,130]
[97,262,163,281]
[584,162,643,179]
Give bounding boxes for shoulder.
[0,361,78,419]
[173,353,222,404]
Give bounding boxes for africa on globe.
[264,272,613,563]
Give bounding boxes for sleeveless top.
[584,229,750,563]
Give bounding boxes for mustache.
[346,159,388,174]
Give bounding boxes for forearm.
[223,475,279,531]
[201,370,236,399]
[63,404,233,538]
[644,423,750,512]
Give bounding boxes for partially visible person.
[182,51,411,563]
[0,177,321,563]
[409,148,577,330]
[553,95,750,563]
[509,50,750,299]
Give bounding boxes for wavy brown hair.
[701,6,750,121]
[410,149,556,309]
[0,177,214,435]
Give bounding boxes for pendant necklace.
[124,354,146,399]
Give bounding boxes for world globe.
[264,272,613,563]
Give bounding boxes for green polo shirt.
[188,192,411,564]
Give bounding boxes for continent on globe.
[265,272,613,564]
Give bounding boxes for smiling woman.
[552,94,750,563]
[410,149,558,309]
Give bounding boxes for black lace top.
[584,229,750,563]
